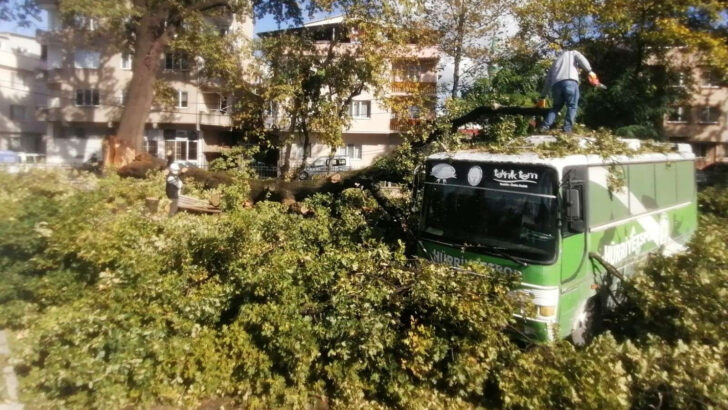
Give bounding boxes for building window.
[163,131,197,162]
[406,65,420,82]
[41,45,47,61]
[699,106,720,124]
[121,53,132,70]
[349,101,371,119]
[177,90,188,108]
[74,50,101,69]
[219,95,228,114]
[700,67,721,88]
[75,89,100,106]
[10,72,29,89]
[72,15,97,31]
[117,89,127,106]
[408,105,421,119]
[165,52,189,71]
[691,143,710,158]
[667,106,689,123]
[347,144,362,159]
[9,105,26,121]
[61,127,86,139]
[143,138,158,157]
[671,69,689,88]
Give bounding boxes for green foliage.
[698,186,728,218]
[207,145,259,178]
[3,171,728,409]
[499,336,630,409]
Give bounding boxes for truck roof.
[427,135,695,169]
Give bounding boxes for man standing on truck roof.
[537,50,599,134]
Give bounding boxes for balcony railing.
[390,81,436,94]
[390,118,424,132]
[199,111,231,127]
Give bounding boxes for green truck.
[417,140,697,344]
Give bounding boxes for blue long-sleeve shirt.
[541,50,593,97]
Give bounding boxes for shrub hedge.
[0,170,726,409]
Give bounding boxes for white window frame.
[164,132,198,163]
[74,50,101,69]
[75,89,100,107]
[165,52,189,71]
[117,89,127,106]
[143,137,159,157]
[177,90,189,108]
[406,65,420,82]
[667,106,689,123]
[700,67,720,88]
[218,95,228,114]
[350,100,371,119]
[346,144,362,160]
[699,106,720,124]
[121,52,132,70]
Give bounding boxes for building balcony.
[198,76,226,90]
[199,111,231,127]
[390,118,424,132]
[390,81,437,95]
[35,29,62,46]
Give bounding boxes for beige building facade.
[268,17,440,171]
[37,0,253,166]
[0,32,48,153]
[663,60,728,168]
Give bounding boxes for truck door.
[560,166,588,284]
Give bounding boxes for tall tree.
[239,4,435,176]
[425,0,514,98]
[57,0,303,165]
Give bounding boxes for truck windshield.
[421,162,559,263]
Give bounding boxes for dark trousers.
[169,198,179,216]
[541,80,580,132]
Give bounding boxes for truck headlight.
[513,285,559,321]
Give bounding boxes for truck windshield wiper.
[461,244,529,267]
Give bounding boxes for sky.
[0,5,333,37]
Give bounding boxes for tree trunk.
[281,143,293,176]
[114,15,169,165]
[451,13,465,99]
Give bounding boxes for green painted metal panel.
[628,163,657,213]
[588,165,630,226]
[676,161,695,202]
[655,162,678,208]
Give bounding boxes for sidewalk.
[0,330,22,410]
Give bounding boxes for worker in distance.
[537,49,604,134]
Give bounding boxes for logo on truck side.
[430,248,522,275]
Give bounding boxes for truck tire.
[298,171,309,180]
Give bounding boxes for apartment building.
[0,32,47,153]
[263,16,439,171]
[36,0,253,166]
[663,57,728,168]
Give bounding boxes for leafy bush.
[2,171,728,409]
